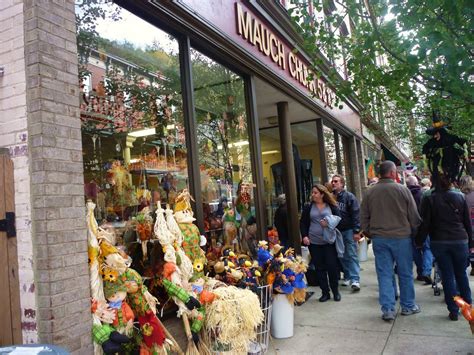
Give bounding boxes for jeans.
[372,237,416,312]
[340,229,360,282]
[431,242,472,314]
[413,236,434,277]
[309,243,339,295]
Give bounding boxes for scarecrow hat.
[103,278,127,300]
[426,110,448,135]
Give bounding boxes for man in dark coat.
[406,176,433,284]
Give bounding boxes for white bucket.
[270,294,294,339]
[358,238,368,262]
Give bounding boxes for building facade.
[0,0,406,351]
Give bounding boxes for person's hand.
[320,219,328,228]
[353,233,362,242]
[302,236,310,245]
[470,248,474,254]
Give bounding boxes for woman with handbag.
[300,184,341,302]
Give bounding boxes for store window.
[260,121,321,223]
[79,5,187,224]
[191,49,256,251]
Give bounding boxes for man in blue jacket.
[331,174,362,291]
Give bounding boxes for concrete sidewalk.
[269,247,474,354]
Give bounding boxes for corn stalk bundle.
[204,285,264,353]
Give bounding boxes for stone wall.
[23,0,92,352]
[0,0,37,344]
[0,0,92,352]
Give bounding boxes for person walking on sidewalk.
[331,174,362,291]
[459,175,474,276]
[417,173,473,321]
[300,184,341,302]
[406,176,434,284]
[360,161,422,321]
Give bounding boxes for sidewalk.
[269,247,474,354]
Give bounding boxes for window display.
[191,49,257,255]
[80,7,187,226]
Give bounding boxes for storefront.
[98,0,367,248]
[0,0,381,351]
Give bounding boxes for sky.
[93,4,178,53]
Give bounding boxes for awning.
[381,145,401,166]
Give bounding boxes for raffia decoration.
[204,285,264,354]
[86,201,106,355]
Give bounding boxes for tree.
[289,0,473,158]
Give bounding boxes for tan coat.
[361,179,421,238]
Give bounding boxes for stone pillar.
[347,136,363,200]
[356,139,367,195]
[23,1,92,352]
[277,102,301,254]
[316,119,328,184]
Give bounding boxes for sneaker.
[382,310,395,321]
[448,312,459,321]
[416,275,425,281]
[341,279,350,286]
[351,281,361,291]
[401,305,421,316]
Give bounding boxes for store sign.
[235,3,336,108]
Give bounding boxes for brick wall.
[0,0,38,344]
[22,0,92,352]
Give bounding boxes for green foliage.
[289,0,473,155]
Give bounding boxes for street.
[269,247,474,355]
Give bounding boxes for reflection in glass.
[78,3,187,224]
[191,49,256,254]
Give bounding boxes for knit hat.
[103,278,127,299]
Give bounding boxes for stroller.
[431,260,442,296]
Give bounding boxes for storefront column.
[316,119,328,184]
[277,102,301,254]
[245,76,267,240]
[24,1,92,351]
[356,139,367,194]
[347,136,363,199]
[334,129,343,174]
[178,36,204,232]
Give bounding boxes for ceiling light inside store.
[232,140,249,147]
[128,128,156,137]
[262,150,279,155]
[266,116,278,125]
[216,141,249,150]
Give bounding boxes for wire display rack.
[248,284,272,355]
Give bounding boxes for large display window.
[80,6,187,224]
[191,49,256,254]
[259,121,321,225]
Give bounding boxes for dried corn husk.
[86,201,105,355]
[204,285,263,353]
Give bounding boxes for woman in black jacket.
[300,184,341,302]
[417,174,473,321]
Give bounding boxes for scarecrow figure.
[422,112,468,187]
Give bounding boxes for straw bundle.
[165,206,194,282]
[86,201,105,355]
[204,285,264,353]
